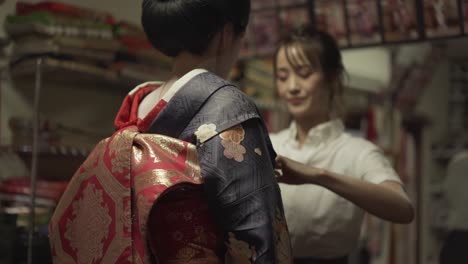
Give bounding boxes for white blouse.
[270,119,401,259]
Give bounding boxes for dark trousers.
[440,230,468,264]
[294,256,348,264]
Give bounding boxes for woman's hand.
[275,156,325,185]
[276,156,414,223]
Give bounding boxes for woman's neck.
[295,115,330,147]
[171,52,218,79]
[138,52,217,119]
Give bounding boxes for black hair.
[274,25,346,116]
[141,0,250,58]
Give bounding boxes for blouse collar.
[288,119,345,146]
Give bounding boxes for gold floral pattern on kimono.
[172,247,220,264]
[225,232,256,264]
[121,199,132,231]
[169,226,220,264]
[64,183,112,264]
[148,135,186,157]
[184,144,203,182]
[133,145,144,167]
[109,130,132,173]
[220,125,246,162]
[195,123,218,143]
[274,209,293,264]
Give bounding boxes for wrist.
[306,168,328,185]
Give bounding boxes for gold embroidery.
[64,183,112,264]
[135,253,145,264]
[81,139,107,171]
[121,201,132,231]
[225,232,256,264]
[52,252,73,264]
[49,221,65,263]
[175,246,196,260]
[136,194,153,252]
[109,131,126,154]
[50,128,136,264]
[171,244,220,264]
[134,169,182,190]
[134,135,163,164]
[195,123,218,143]
[274,209,293,264]
[185,144,202,182]
[111,151,129,174]
[145,135,185,157]
[193,226,207,244]
[254,148,262,156]
[134,145,143,164]
[132,143,154,174]
[109,130,133,174]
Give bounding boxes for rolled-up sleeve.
[358,147,402,185]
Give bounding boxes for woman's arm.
[276,156,415,224]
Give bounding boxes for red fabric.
[149,187,221,263]
[50,81,223,263]
[119,36,153,51]
[114,84,167,133]
[16,1,116,25]
[0,178,67,201]
[49,127,220,263]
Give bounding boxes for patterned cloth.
[49,71,292,264]
[49,127,209,263]
[147,72,292,263]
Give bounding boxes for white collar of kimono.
[128,69,208,102]
[288,119,345,146]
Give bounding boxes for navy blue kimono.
[118,71,292,263]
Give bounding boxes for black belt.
[294,256,348,264]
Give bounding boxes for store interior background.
[0,0,467,263]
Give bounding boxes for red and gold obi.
[49,126,221,264]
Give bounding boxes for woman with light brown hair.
[271,27,414,264]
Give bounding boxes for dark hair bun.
[142,0,250,57]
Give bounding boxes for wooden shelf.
[1,145,88,181]
[10,56,170,93]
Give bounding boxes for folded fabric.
[6,12,114,39]
[0,193,57,207]
[16,1,116,25]
[0,177,67,201]
[12,36,117,63]
[114,22,147,38]
[7,12,112,30]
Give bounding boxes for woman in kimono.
[49,0,292,263]
[270,27,414,264]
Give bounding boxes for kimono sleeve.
[196,118,291,263]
